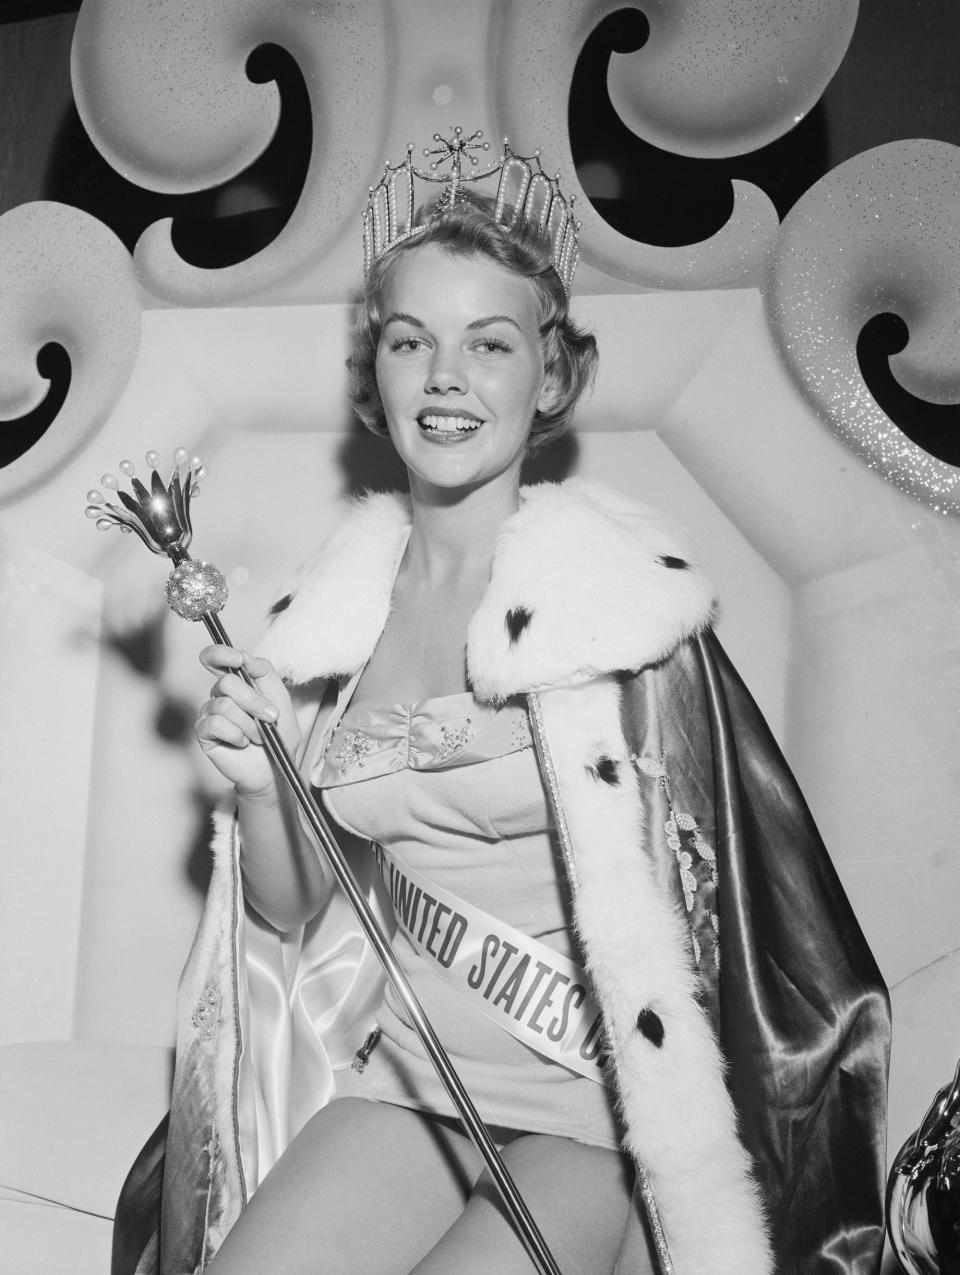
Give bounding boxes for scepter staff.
[85,448,563,1275]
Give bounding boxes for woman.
[127,138,890,1275]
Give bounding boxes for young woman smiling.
[122,148,889,1275]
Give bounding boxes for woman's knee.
[413,1134,635,1275]
[207,1100,482,1274]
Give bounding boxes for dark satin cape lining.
[621,632,890,1273]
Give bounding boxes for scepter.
[85,449,563,1275]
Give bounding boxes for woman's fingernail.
[263,704,278,721]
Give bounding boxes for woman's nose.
[426,345,466,394]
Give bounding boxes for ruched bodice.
[315,690,533,785]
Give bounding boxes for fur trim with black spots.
[260,491,410,684]
[259,480,715,697]
[535,678,771,1273]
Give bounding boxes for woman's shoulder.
[259,490,411,685]
[518,478,700,562]
[468,480,717,700]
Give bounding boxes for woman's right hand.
[195,646,301,798]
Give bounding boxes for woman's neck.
[403,472,521,588]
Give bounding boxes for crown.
[362,127,582,293]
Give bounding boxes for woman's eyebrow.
[466,314,522,332]
[382,311,424,328]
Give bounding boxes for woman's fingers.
[194,702,279,795]
[195,709,255,751]
[199,646,275,681]
[240,652,274,681]
[198,695,268,745]
[199,648,289,719]
[209,671,279,724]
[198,643,245,673]
[195,647,301,786]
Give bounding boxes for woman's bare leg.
[412,1134,639,1275]
[205,1097,483,1275]
[205,1099,640,1275]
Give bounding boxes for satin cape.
[618,632,890,1272]
[112,628,890,1274]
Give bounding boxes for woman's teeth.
[418,415,481,434]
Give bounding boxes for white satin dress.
[317,691,623,1150]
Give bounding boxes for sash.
[373,842,607,1084]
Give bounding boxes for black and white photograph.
[1,2,959,1272]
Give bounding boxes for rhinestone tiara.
[362,127,582,294]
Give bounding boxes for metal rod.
[201,609,563,1275]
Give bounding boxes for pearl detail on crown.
[363,127,581,294]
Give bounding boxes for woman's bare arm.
[196,646,335,930]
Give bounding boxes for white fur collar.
[260,478,715,699]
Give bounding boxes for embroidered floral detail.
[694,829,717,871]
[635,750,720,969]
[710,911,721,968]
[333,728,377,774]
[632,751,669,788]
[352,1025,382,1073]
[665,816,698,913]
[675,810,717,876]
[668,810,713,882]
[436,718,475,763]
[510,712,533,751]
[192,985,221,1040]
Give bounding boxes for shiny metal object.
[85,448,203,555]
[86,451,563,1275]
[165,559,228,620]
[888,1057,960,1274]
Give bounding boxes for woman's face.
[374,243,554,495]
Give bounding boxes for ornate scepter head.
[85,449,227,620]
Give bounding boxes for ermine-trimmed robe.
[115,480,890,1275]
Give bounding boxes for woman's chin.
[406,453,526,500]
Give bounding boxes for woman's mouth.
[417,412,483,443]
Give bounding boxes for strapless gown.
[315,691,623,1150]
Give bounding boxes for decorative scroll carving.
[495,0,856,289]
[71,0,389,305]
[0,202,141,506]
[5,0,957,520]
[605,0,858,159]
[765,139,960,516]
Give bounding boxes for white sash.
[373,842,607,1084]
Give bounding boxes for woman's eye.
[475,338,511,355]
[389,336,425,353]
